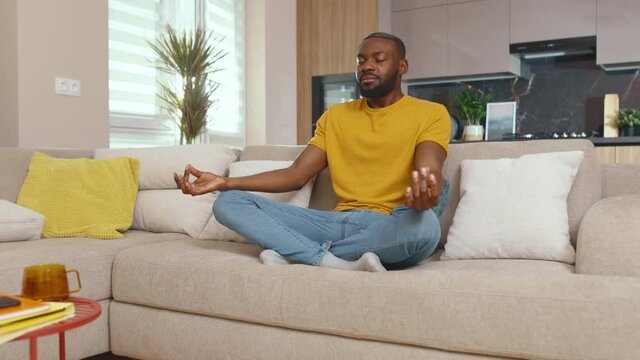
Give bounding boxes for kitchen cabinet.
[392,0,446,11]
[509,0,596,44]
[596,0,640,67]
[392,0,519,80]
[297,0,377,144]
[595,146,640,164]
[448,0,518,77]
[595,147,616,164]
[391,5,448,79]
[616,146,640,164]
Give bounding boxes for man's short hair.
[362,32,406,59]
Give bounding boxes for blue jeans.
[213,190,441,270]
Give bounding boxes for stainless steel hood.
[510,36,596,60]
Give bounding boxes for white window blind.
[108,0,177,148]
[108,0,245,148]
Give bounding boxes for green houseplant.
[149,25,227,145]
[453,89,492,141]
[618,108,640,137]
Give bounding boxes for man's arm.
[404,141,447,211]
[175,145,327,196]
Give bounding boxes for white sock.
[259,249,292,266]
[319,251,386,272]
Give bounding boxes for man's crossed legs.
[213,190,441,272]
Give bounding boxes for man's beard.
[358,70,398,99]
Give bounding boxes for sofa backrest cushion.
[239,145,338,211]
[240,140,600,248]
[0,148,94,203]
[95,144,239,190]
[440,139,601,247]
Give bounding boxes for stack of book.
[0,293,75,344]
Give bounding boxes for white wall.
[17,0,109,149]
[0,0,109,149]
[245,0,298,146]
[265,0,297,145]
[0,0,19,147]
[245,0,267,145]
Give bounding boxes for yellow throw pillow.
[17,152,139,239]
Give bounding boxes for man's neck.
[366,90,405,109]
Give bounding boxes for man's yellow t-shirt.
[309,95,450,215]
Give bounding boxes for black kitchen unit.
[311,73,359,136]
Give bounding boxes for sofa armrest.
[602,163,640,197]
[576,195,640,277]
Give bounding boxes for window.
[203,0,245,145]
[108,0,245,148]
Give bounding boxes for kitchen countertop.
[590,136,640,146]
[451,137,640,146]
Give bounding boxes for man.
[174,32,451,272]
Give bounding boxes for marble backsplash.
[409,55,640,136]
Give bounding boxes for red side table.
[13,297,102,360]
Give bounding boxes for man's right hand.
[174,164,226,196]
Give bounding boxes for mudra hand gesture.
[404,167,440,211]
[174,164,226,196]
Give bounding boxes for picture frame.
[485,102,517,141]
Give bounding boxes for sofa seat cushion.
[112,240,640,360]
[0,231,189,301]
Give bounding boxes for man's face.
[356,37,405,99]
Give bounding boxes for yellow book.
[0,302,75,340]
[0,294,50,324]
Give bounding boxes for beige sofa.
[1,139,639,360]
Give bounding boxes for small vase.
[622,126,635,137]
[463,125,484,141]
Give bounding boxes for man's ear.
[400,59,408,76]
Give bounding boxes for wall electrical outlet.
[55,77,81,97]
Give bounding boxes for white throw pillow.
[442,151,584,264]
[0,200,45,242]
[199,160,316,243]
[94,144,238,190]
[131,190,215,239]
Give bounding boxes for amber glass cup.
[22,264,81,301]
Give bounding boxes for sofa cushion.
[132,190,216,239]
[94,144,239,190]
[239,145,338,211]
[440,139,601,247]
[443,151,584,263]
[17,152,139,239]
[0,200,45,242]
[112,240,640,360]
[0,231,189,301]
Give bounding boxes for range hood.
[510,36,596,60]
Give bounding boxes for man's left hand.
[404,167,439,211]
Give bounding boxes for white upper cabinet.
[391,0,447,11]
[509,0,596,43]
[391,0,519,80]
[392,5,448,79]
[597,0,640,67]
[448,0,518,77]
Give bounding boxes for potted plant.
[618,108,640,137]
[149,25,227,145]
[453,89,493,141]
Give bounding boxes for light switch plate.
[55,77,81,97]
